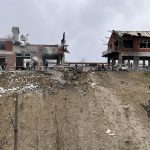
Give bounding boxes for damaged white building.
[0,27,69,70]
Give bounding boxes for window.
[0,42,5,50]
[140,40,150,48]
[114,41,118,47]
[16,53,22,56]
[123,40,133,48]
[24,53,30,57]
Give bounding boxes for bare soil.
[0,71,150,150]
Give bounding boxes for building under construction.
[0,27,68,70]
[102,30,150,70]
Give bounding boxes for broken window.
[140,40,150,48]
[123,40,133,48]
[16,53,22,56]
[114,41,118,47]
[0,42,5,50]
[24,53,30,57]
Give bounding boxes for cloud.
[0,0,150,61]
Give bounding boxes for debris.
[106,129,115,136]
[91,83,96,88]
[106,129,111,134]
[22,83,38,91]
[0,87,5,94]
[109,133,115,136]
[10,87,20,91]
[0,84,38,94]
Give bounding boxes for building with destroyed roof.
[0,27,69,70]
[102,30,150,70]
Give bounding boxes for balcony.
[102,48,119,57]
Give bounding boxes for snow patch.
[0,87,6,94]
[0,83,39,94]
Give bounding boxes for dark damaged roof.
[113,30,150,37]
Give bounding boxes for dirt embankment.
[0,71,150,150]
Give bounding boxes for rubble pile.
[0,70,85,96]
[63,70,83,81]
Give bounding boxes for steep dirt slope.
[0,71,150,150]
[89,72,150,150]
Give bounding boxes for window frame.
[123,39,133,48]
[0,42,5,50]
[140,39,150,48]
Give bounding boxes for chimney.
[12,27,20,43]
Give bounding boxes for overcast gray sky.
[0,0,150,62]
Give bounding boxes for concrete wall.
[0,44,63,70]
[13,45,60,59]
[5,53,16,70]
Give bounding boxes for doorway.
[0,57,5,65]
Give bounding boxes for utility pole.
[14,93,19,150]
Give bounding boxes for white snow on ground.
[0,83,39,94]
[22,83,38,91]
[0,87,5,93]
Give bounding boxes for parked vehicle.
[112,64,128,71]
[118,64,128,71]
[112,64,119,71]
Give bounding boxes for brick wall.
[6,53,16,70]
[0,53,16,70]
[109,34,150,52]
[5,41,13,51]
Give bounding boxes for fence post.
[14,93,18,150]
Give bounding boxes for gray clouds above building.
[0,0,150,61]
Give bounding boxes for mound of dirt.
[0,71,150,149]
